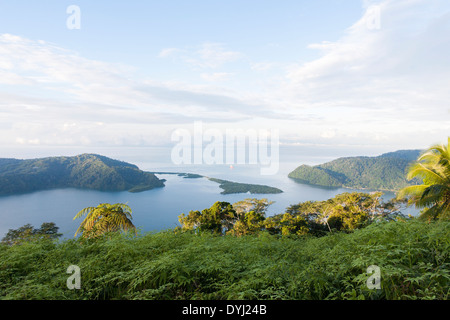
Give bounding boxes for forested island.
[0,154,283,196]
[0,154,165,195]
[206,178,283,195]
[150,171,283,195]
[288,150,422,191]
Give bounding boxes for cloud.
[0,34,279,148]
[158,43,243,69]
[200,72,234,82]
[158,48,181,58]
[287,0,450,105]
[1,0,450,151]
[193,43,242,68]
[277,0,450,148]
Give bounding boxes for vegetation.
[398,138,450,221]
[150,171,283,194]
[178,193,407,237]
[288,150,422,191]
[0,154,165,195]
[73,203,136,238]
[207,178,283,195]
[0,218,448,300]
[1,222,62,246]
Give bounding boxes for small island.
[206,177,283,195]
[150,171,283,195]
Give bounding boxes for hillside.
[0,219,448,300]
[0,154,165,195]
[288,150,422,191]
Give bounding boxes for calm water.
[0,160,419,239]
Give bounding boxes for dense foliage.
[0,154,165,195]
[398,138,450,221]
[288,150,423,191]
[178,194,407,237]
[1,222,62,246]
[0,219,448,300]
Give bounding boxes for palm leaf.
[73,203,136,238]
[398,137,450,220]
[406,163,445,183]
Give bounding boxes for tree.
[232,198,274,217]
[228,210,266,236]
[1,222,62,246]
[74,203,136,238]
[178,201,237,234]
[228,198,272,236]
[283,192,383,234]
[325,193,381,231]
[397,138,450,221]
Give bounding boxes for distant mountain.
[378,149,423,161]
[288,149,422,191]
[0,154,165,195]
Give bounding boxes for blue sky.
[0,0,449,159]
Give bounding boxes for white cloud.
[276,0,450,148]
[200,72,234,82]
[159,43,243,69]
[0,34,275,148]
[158,48,181,58]
[1,0,450,151]
[193,43,242,68]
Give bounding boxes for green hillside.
[288,150,422,191]
[0,154,165,195]
[0,219,448,300]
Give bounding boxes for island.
[288,149,423,191]
[0,154,165,195]
[0,154,283,196]
[149,172,283,195]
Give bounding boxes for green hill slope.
[288,150,422,191]
[0,154,165,195]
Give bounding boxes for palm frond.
[397,184,429,200]
[73,206,96,220]
[398,137,450,221]
[406,163,445,183]
[73,203,136,238]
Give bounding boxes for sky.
[0,0,449,162]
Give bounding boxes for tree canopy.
[1,222,62,246]
[178,193,406,237]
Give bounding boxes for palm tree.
[74,203,136,238]
[397,137,450,221]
